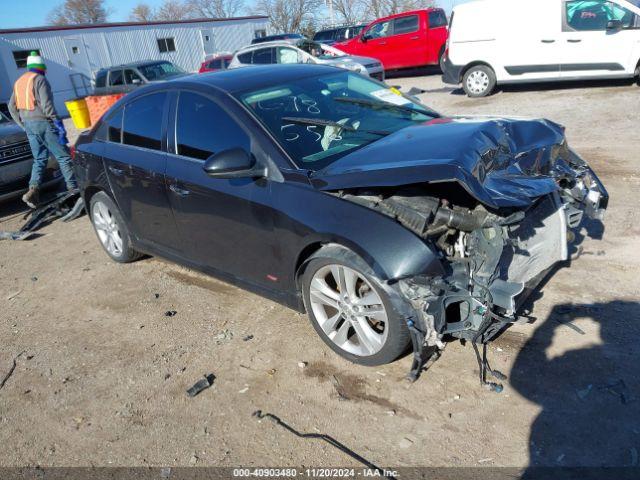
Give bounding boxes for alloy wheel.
[309,264,389,357]
[466,70,490,95]
[92,200,123,257]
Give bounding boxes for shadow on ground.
[511,300,640,471]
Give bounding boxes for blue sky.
[1,0,466,29]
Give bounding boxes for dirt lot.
[1,74,640,471]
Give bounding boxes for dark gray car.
[93,60,187,96]
[0,112,61,203]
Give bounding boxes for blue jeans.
[24,120,76,190]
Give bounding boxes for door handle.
[541,39,556,43]
[567,39,582,43]
[379,41,387,45]
[108,165,125,176]
[410,36,420,40]
[169,183,190,197]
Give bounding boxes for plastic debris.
[186,374,215,397]
[242,335,254,342]
[164,310,177,317]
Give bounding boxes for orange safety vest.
[13,71,38,111]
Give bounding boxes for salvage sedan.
[74,65,607,381]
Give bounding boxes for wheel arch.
[461,60,496,79]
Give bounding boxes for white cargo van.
[442,0,640,97]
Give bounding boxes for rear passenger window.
[393,15,419,35]
[428,10,448,28]
[176,92,249,160]
[105,108,123,143]
[253,48,274,64]
[122,93,166,150]
[95,70,107,88]
[109,70,124,86]
[237,51,253,64]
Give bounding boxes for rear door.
[387,13,426,69]
[165,90,278,285]
[560,0,639,78]
[101,92,181,251]
[426,9,449,64]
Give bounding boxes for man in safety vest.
[8,51,76,208]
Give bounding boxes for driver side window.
[565,0,639,30]
[365,20,392,39]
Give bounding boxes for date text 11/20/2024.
[232,468,399,477]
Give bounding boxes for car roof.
[368,8,441,23]
[147,64,342,95]
[237,39,304,51]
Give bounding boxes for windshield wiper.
[281,117,391,136]
[334,97,439,118]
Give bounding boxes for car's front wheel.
[89,191,141,263]
[462,65,496,97]
[301,246,410,366]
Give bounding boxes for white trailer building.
[0,16,269,115]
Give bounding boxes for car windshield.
[137,61,185,81]
[238,71,438,170]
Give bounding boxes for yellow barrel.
[65,98,91,129]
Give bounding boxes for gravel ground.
[1,73,639,470]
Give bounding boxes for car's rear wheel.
[301,247,410,366]
[89,191,141,263]
[462,65,496,97]
[438,47,446,73]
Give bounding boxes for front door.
[102,92,181,251]
[358,18,395,69]
[560,0,640,78]
[165,91,278,288]
[200,29,216,56]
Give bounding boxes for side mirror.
[202,148,266,179]
[131,78,141,84]
[607,19,623,31]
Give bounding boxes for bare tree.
[360,0,433,20]
[330,0,364,24]
[253,0,322,33]
[154,0,195,20]
[129,3,155,22]
[47,0,110,25]
[187,0,245,18]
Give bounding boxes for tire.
[89,191,142,263]
[301,246,411,366]
[462,64,497,98]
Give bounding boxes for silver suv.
[93,60,187,96]
[229,39,385,81]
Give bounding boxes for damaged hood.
[311,116,575,209]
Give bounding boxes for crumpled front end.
[334,142,608,384]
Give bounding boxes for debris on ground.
[6,290,22,300]
[242,335,254,342]
[576,384,593,401]
[398,437,414,449]
[0,351,26,391]
[215,329,233,344]
[186,374,215,397]
[554,316,586,335]
[297,361,307,369]
[0,191,84,241]
[154,293,160,299]
[164,310,177,317]
[252,410,392,477]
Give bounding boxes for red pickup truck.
[334,8,449,71]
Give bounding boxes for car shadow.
[510,299,640,474]
[386,65,442,79]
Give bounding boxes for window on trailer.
[157,37,176,53]
[13,49,41,69]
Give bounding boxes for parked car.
[443,0,640,97]
[229,40,385,80]
[199,54,233,73]
[0,111,61,203]
[251,33,305,44]
[313,24,367,45]
[74,65,607,374]
[334,9,449,71]
[93,60,187,95]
